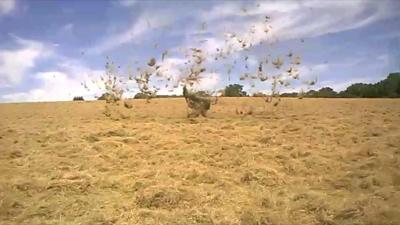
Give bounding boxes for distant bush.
[195,90,211,97]
[73,96,84,101]
[98,93,120,102]
[280,92,298,97]
[306,87,337,98]
[223,84,248,97]
[134,92,151,99]
[342,73,400,98]
[253,92,267,97]
[155,95,182,98]
[280,73,400,98]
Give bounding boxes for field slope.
[0,98,399,225]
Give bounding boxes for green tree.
[280,92,297,97]
[344,83,369,97]
[315,87,337,97]
[134,92,150,99]
[98,92,120,101]
[73,96,84,101]
[381,73,400,97]
[195,90,211,97]
[305,90,317,97]
[342,73,400,98]
[224,84,247,97]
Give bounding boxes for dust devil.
[183,85,211,118]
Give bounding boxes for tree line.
[95,72,399,100]
[294,72,400,98]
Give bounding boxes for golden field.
[0,98,399,225]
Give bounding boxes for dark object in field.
[124,101,133,109]
[134,93,150,99]
[183,85,211,118]
[147,58,156,67]
[73,96,84,101]
[98,93,120,103]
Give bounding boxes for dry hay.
[235,103,254,116]
[123,100,133,109]
[0,98,400,224]
[183,85,211,118]
[3,1,399,225]
[135,186,192,210]
[103,104,131,120]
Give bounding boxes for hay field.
[0,98,399,225]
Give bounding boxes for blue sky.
[0,0,399,102]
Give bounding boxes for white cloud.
[156,57,187,81]
[2,90,45,102]
[205,0,398,40]
[268,1,382,40]
[0,0,15,16]
[192,72,220,91]
[191,0,399,58]
[1,55,112,103]
[91,0,398,58]
[89,11,173,54]
[165,0,397,82]
[0,35,52,86]
[2,72,75,102]
[157,86,182,96]
[3,0,398,102]
[89,16,149,53]
[2,67,106,103]
[296,63,329,81]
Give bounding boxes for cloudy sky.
[0,0,399,102]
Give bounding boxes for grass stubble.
[0,98,399,225]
